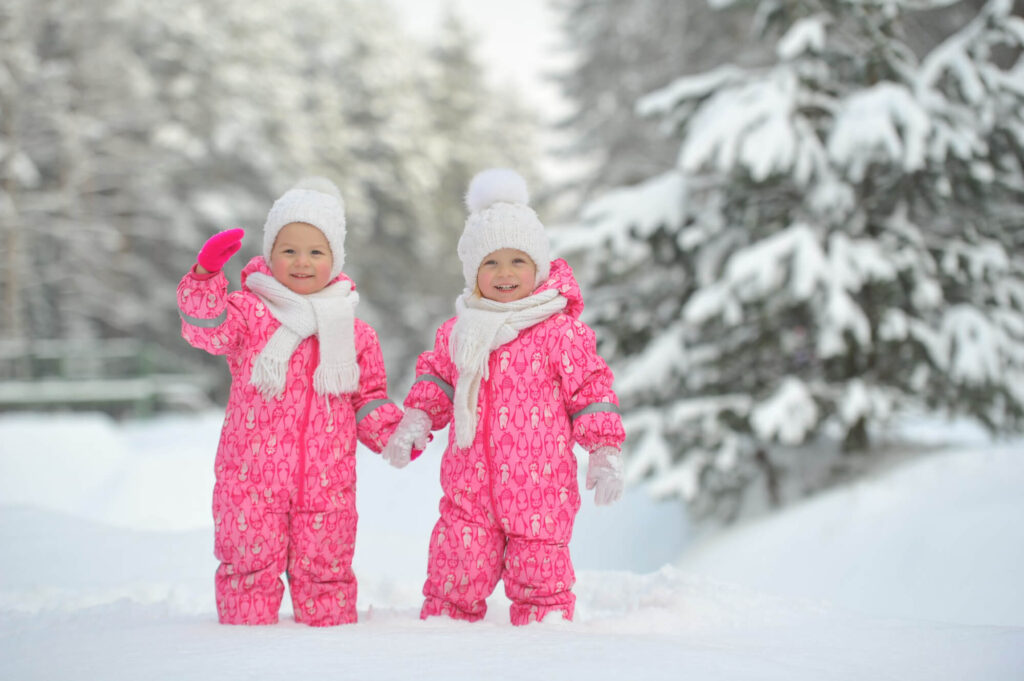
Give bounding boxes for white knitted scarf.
[246,272,360,399]
[449,288,567,447]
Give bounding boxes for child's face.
[269,222,334,294]
[476,248,537,302]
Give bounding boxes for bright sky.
[389,0,583,197]
[389,0,569,120]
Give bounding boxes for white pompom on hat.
[457,168,550,291]
[263,176,347,280]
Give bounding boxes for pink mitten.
[410,432,433,462]
[197,228,244,273]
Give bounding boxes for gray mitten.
[586,446,624,506]
[381,408,431,469]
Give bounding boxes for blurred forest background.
[2,0,1022,527]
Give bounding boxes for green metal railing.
[0,338,216,416]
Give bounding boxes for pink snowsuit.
[177,256,402,626]
[405,259,625,625]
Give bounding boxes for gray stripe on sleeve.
[413,374,454,402]
[356,398,394,423]
[179,309,227,328]
[571,402,621,422]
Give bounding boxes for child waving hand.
[178,178,403,626]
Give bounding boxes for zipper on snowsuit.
[295,338,318,510]
[480,354,502,531]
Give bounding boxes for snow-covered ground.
[1,410,1022,680]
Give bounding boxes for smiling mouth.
[494,284,518,292]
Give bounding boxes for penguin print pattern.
[406,259,625,625]
[178,256,402,626]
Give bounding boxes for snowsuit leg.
[421,496,506,622]
[213,482,289,625]
[504,537,576,625]
[287,503,358,626]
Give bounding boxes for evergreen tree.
[567,0,1024,522]
[0,0,41,343]
[550,0,764,204]
[0,0,168,344]
[0,0,543,394]
[416,8,545,324]
[329,6,543,380]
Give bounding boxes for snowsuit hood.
[532,258,583,320]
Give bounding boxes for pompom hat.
[457,168,550,291]
[263,176,347,281]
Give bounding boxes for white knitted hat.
[457,168,549,291]
[262,176,347,280]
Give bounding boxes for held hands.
[586,446,624,506]
[196,228,245,273]
[382,408,432,469]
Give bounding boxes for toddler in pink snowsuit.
[178,178,403,626]
[383,169,626,625]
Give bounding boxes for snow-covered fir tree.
[550,0,765,205]
[0,0,176,345]
[332,6,543,378]
[0,0,43,342]
[409,8,543,348]
[0,0,541,389]
[563,0,1024,521]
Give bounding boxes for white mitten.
[586,446,624,506]
[381,408,432,469]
